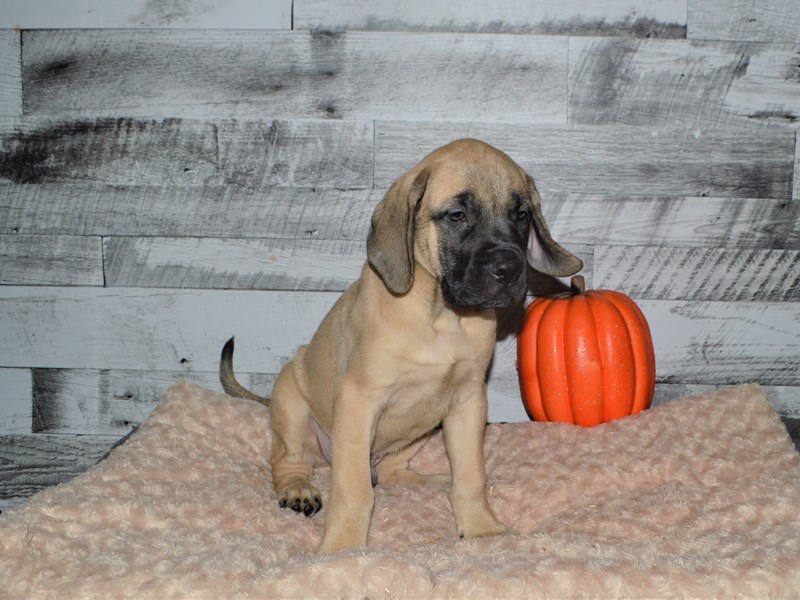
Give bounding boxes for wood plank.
[0,117,373,188]
[688,0,800,43]
[216,119,373,188]
[488,378,800,423]
[651,383,800,418]
[23,368,800,431]
[494,299,800,385]
[103,237,593,293]
[0,369,32,434]
[593,246,800,301]
[3,185,797,250]
[795,136,799,201]
[375,121,795,199]
[23,29,567,123]
[544,195,799,250]
[0,117,218,185]
[0,30,21,116]
[0,286,337,372]
[294,0,687,38]
[0,433,116,508]
[0,184,381,239]
[30,369,275,435]
[0,235,103,286]
[0,0,291,29]
[104,237,365,291]
[569,37,800,127]
[2,286,798,387]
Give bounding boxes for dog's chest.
[372,314,494,452]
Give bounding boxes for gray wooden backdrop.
[1,0,798,510]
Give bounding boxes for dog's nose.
[486,248,523,284]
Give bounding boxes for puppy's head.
[367,139,582,308]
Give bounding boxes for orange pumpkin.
[517,275,655,427]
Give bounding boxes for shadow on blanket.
[1,382,799,598]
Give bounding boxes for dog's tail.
[219,337,270,405]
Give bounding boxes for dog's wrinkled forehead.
[419,140,529,212]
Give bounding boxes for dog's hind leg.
[269,362,325,517]
[374,434,451,487]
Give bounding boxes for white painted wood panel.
[2,287,798,385]
[0,433,115,510]
[545,196,799,250]
[375,122,795,198]
[0,31,20,116]
[30,369,277,435]
[294,0,687,37]
[569,37,800,127]
[0,118,374,188]
[16,368,800,434]
[0,235,103,286]
[104,237,365,291]
[216,119,374,188]
[0,0,291,29]
[488,379,800,423]
[651,383,800,418]
[688,0,800,43]
[593,246,800,301]
[0,184,381,239]
[3,185,796,250]
[0,369,32,434]
[494,300,800,386]
[0,286,337,372]
[795,138,799,202]
[22,30,567,123]
[102,237,592,293]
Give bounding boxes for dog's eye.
[516,209,530,222]
[448,210,467,223]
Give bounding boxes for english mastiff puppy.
[220,139,582,553]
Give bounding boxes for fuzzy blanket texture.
[2,382,800,598]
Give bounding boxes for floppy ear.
[524,173,583,277]
[367,168,429,295]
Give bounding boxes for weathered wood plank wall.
[1,0,798,510]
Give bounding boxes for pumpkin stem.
[570,275,586,295]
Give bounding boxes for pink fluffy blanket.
[2,382,800,598]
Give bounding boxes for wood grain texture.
[0,0,292,29]
[489,378,800,423]
[104,237,365,291]
[0,433,115,508]
[375,121,795,198]
[544,195,799,249]
[0,235,103,286]
[0,30,21,116]
[688,0,800,43]
[3,185,796,249]
[0,286,337,372]
[103,238,593,293]
[795,137,799,201]
[569,37,800,127]
[216,119,373,187]
[593,246,800,301]
[294,0,687,37]
[30,369,275,435]
[3,287,797,386]
[23,29,567,123]
[651,383,800,418]
[0,118,373,188]
[494,300,800,385]
[0,184,380,239]
[0,369,32,434]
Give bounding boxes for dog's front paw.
[457,510,512,540]
[277,483,323,517]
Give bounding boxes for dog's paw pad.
[277,486,323,517]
